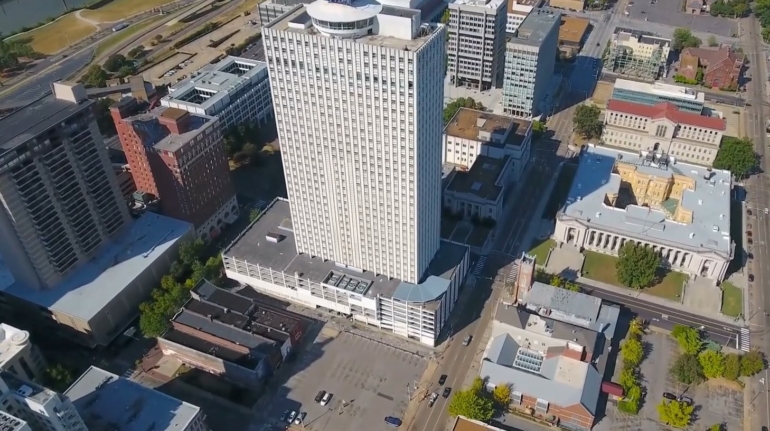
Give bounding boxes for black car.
[315,390,326,403]
[438,374,448,386]
[662,392,677,401]
[749,274,755,282]
[442,387,452,398]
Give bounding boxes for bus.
[112,22,129,32]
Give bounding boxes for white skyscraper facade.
[263,1,445,284]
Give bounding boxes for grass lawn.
[528,238,555,266]
[721,282,743,317]
[582,251,686,301]
[10,14,97,55]
[81,0,179,22]
[95,15,165,57]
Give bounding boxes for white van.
[320,392,333,406]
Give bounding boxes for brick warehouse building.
[111,98,238,241]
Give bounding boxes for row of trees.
[670,324,764,385]
[572,105,602,141]
[673,69,704,86]
[0,37,39,74]
[443,97,485,124]
[617,318,646,414]
[533,269,581,292]
[447,377,509,422]
[139,239,224,337]
[709,0,749,18]
[757,0,770,41]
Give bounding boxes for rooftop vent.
[266,232,285,243]
[596,212,602,217]
[698,199,703,205]
[476,118,487,128]
[713,225,719,232]
[16,386,33,397]
[719,214,724,219]
[689,232,695,238]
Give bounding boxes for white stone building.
[602,99,726,167]
[0,371,87,431]
[0,324,45,383]
[554,145,734,282]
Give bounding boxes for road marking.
[472,256,487,276]
[741,327,751,352]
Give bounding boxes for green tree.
[443,97,485,124]
[699,350,725,379]
[616,242,660,289]
[572,104,602,139]
[671,353,704,384]
[83,64,108,88]
[447,388,495,422]
[441,8,450,24]
[470,376,485,393]
[628,317,645,337]
[657,400,695,428]
[127,45,145,59]
[169,261,187,281]
[713,136,757,178]
[672,324,703,355]
[250,208,261,222]
[732,2,747,17]
[45,364,74,391]
[672,28,702,51]
[532,120,546,137]
[707,35,719,47]
[621,337,644,368]
[178,239,205,267]
[708,423,724,431]
[104,53,127,72]
[618,367,637,392]
[740,349,765,376]
[695,68,704,84]
[723,353,741,380]
[491,384,511,408]
[203,256,223,282]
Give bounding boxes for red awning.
[602,381,624,397]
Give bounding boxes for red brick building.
[679,45,744,89]
[111,98,238,241]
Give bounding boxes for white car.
[294,412,306,425]
[287,411,297,423]
[320,392,333,406]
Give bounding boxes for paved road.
[742,14,770,431]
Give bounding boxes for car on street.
[749,274,755,282]
[748,223,753,229]
[428,392,439,407]
[749,238,754,245]
[662,392,677,400]
[748,252,754,260]
[315,390,326,403]
[280,411,290,422]
[462,335,472,346]
[747,230,753,237]
[320,392,333,406]
[438,374,447,385]
[442,387,452,398]
[385,416,402,427]
[294,412,306,425]
[748,209,753,216]
[287,411,297,424]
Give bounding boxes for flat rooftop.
[0,323,28,368]
[0,370,58,405]
[445,108,512,146]
[163,329,263,368]
[267,4,441,51]
[452,0,506,11]
[446,155,509,202]
[558,16,589,44]
[0,92,93,154]
[508,0,540,13]
[173,308,279,354]
[0,411,26,431]
[65,366,201,431]
[164,56,268,111]
[508,8,560,47]
[224,199,468,305]
[0,213,193,322]
[559,145,732,256]
[614,27,671,47]
[451,417,501,431]
[123,107,217,153]
[613,79,705,103]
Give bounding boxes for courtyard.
[582,251,687,301]
[255,327,430,431]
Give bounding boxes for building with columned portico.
[554,144,734,282]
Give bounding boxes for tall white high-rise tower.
[263,0,445,284]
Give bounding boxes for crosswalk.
[740,327,751,352]
[472,256,487,276]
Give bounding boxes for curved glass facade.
[312,17,374,31]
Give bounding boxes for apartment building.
[65,366,208,431]
[554,145,734,281]
[112,100,238,241]
[611,79,705,114]
[607,28,671,81]
[159,280,308,386]
[162,56,273,130]
[502,8,560,118]
[602,99,726,166]
[0,325,45,383]
[446,0,507,90]
[506,0,539,33]
[0,371,86,431]
[263,0,447,285]
[0,82,130,291]
[443,108,532,180]
[223,199,469,347]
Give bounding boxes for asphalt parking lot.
[260,327,428,431]
[626,0,738,37]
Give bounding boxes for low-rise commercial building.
[0,324,45,382]
[162,56,273,129]
[442,108,532,181]
[481,281,618,431]
[557,16,589,57]
[611,79,705,114]
[159,280,308,386]
[222,199,469,347]
[443,155,512,221]
[0,213,194,347]
[0,371,87,431]
[506,0,539,33]
[607,28,671,81]
[602,99,726,166]
[554,144,734,281]
[66,366,208,431]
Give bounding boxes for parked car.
[662,392,677,401]
[747,230,753,237]
[438,374,448,386]
[748,209,753,216]
[679,396,693,405]
[749,274,755,282]
[384,416,402,428]
[294,412,306,425]
[315,390,326,403]
[321,392,333,406]
[442,387,452,398]
[749,238,754,245]
[280,411,290,422]
[462,335,472,346]
[287,411,297,424]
